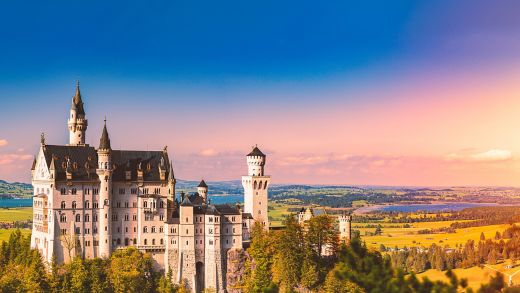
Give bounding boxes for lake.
[0,195,243,208]
[376,202,499,213]
[0,198,32,208]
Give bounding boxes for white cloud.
[198,149,218,157]
[445,149,512,162]
[0,153,33,165]
[0,139,7,147]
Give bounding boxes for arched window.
[61,201,66,209]
[258,181,263,189]
[104,199,109,206]
[143,226,148,233]
[72,201,77,209]
[60,214,67,222]
[84,214,90,222]
[264,181,268,189]
[254,181,257,189]
[160,239,164,245]
[85,200,90,209]
[144,201,148,208]
[76,214,81,222]
[152,239,156,245]
[152,226,156,233]
[159,201,164,208]
[144,239,147,245]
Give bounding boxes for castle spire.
[98,118,111,150]
[71,81,85,115]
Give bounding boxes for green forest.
[0,216,517,293]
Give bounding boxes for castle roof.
[98,121,111,150]
[40,145,171,182]
[197,179,208,188]
[188,193,205,205]
[247,146,265,157]
[180,194,193,206]
[71,82,85,116]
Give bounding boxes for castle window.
[144,239,148,245]
[133,214,137,221]
[85,188,90,195]
[144,201,148,208]
[61,228,67,235]
[186,229,188,235]
[93,240,99,246]
[76,214,81,222]
[75,227,80,234]
[125,238,129,246]
[84,228,90,234]
[258,181,262,189]
[159,214,164,221]
[209,240,213,245]
[233,228,236,233]
[72,201,77,209]
[233,238,236,244]
[125,202,129,208]
[93,188,99,195]
[160,226,164,233]
[143,227,148,233]
[152,239,156,245]
[131,188,137,194]
[185,217,188,223]
[152,226,156,233]
[159,201,164,208]
[209,228,213,235]
[60,188,66,195]
[93,227,98,234]
[104,199,109,206]
[61,201,66,209]
[209,217,213,223]
[117,202,121,208]
[60,214,67,223]
[112,214,118,221]
[258,210,261,215]
[85,200,90,209]
[134,227,136,232]
[125,227,128,233]
[84,214,90,222]
[93,202,99,209]
[133,202,137,208]
[93,214,98,222]
[72,188,77,195]
[124,214,129,221]
[232,216,236,222]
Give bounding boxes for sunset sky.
[1,1,520,186]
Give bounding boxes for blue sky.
[2,1,520,185]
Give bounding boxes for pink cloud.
[0,153,33,165]
[0,139,7,147]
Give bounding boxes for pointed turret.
[98,119,111,150]
[197,179,208,188]
[68,81,88,145]
[168,161,175,181]
[71,81,85,115]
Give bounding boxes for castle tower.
[67,81,88,145]
[339,213,352,243]
[96,119,112,258]
[197,180,208,203]
[242,146,270,229]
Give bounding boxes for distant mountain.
[0,180,33,198]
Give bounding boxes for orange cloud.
[0,139,7,147]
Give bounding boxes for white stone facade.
[30,84,267,292]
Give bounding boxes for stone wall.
[226,248,249,293]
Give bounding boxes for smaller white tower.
[96,119,112,258]
[339,213,352,243]
[242,146,270,229]
[197,180,208,203]
[67,81,88,145]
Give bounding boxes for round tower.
[339,213,352,243]
[246,145,265,176]
[242,145,270,229]
[197,179,208,203]
[68,81,88,145]
[96,119,112,258]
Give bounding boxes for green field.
[418,261,520,290]
[358,221,512,249]
[0,207,33,222]
[0,228,31,242]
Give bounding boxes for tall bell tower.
[96,119,112,258]
[68,81,88,145]
[242,146,270,229]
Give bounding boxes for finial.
[40,132,45,145]
[163,145,168,153]
[76,80,80,88]
[104,116,106,125]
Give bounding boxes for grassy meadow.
[358,220,512,249]
[0,207,33,242]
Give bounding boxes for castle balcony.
[136,245,165,252]
[143,207,157,214]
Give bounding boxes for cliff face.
[226,248,249,293]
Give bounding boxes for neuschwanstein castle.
[30,83,270,292]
